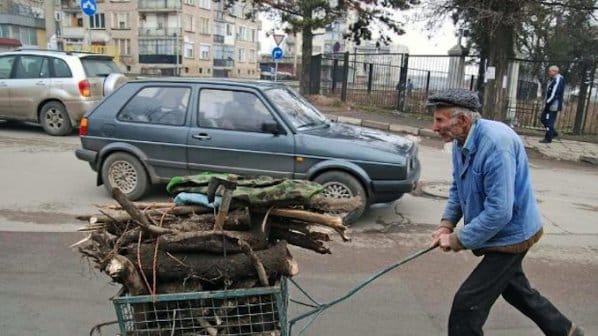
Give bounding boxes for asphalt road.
[0,121,597,335]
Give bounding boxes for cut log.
[105,254,148,295]
[268,208,350,241]
[125,230,269,255]
[270,222,331,242]
[308,195,362,212]
[127,241,298,284]
[270,228,331,254]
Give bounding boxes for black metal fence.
[312,52,597,135]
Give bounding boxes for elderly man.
[540,65,565,143]
[428,89,583,336]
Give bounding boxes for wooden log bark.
[268,208,350,241]
[112,188,174,235]
[128,241,298,283]
[270,228,331,254]
[125,230,269,255]
[105,254,147,295]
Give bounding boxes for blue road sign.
[81,0,97,16]
[272,47,283,61]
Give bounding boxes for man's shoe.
[539,139,552,144]
[569,324,585,336]
[553,130,559,138]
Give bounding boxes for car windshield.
[264,87,328,129]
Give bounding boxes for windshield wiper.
[297,122,320,129]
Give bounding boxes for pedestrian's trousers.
[540,107,558,140]
[448,251,572,336]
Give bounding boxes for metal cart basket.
[112,279,289,336]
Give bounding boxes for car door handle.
[35,81,46,86]
[192,133,211,140]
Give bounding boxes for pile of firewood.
[74,187,356,296]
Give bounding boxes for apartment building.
[0,0,46,49]
[55,0,260,77]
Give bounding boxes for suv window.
[15,56,49,79]
[0,56,15,79]
[198,89,274,132]
[51,57,72,78]
[118,86,190,126]
[80,57,121,76]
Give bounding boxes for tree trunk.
[300,12,314,95]
[127,241,298,284]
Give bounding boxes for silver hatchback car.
[0,49,127,135]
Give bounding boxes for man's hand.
[430,226,452,248]
[438,233,464,252]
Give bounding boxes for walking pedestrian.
[540,65,565,143]
[427,88,584,336]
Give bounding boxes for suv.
[75,79,420,222]
[0,49,127,135]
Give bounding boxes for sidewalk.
[318,106,598,165]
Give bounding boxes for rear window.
[80,57,121,76]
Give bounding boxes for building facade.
[53,0,260,77]
[0,0,46,49]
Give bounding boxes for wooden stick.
[269,208,344,228]
[237,239,269,286]
[112,188,174,235]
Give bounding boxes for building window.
[184,42,194,58]
[112,13,130,29]
[199,68,203,74]
[90,13,105,29]
[198,0,210,9]
[200,44,210,60]
[226,24,233,37]
[199,18,210,34]
[114,38,131,55]
[249,49,256,63]
[250,29,256,42]
[238,26,246,41]
[139,40,176,54]
[184,14,195,32]
[184,0,194,5]
[238,48,245,62]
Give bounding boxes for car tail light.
[79,117,88,136]
[78,80,91,97]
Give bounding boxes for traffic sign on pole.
[273,34,285,46]
[272,47,283,61]
[81,0,97,16]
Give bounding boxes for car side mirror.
[262,121,281,135]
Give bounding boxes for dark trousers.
[448,252,572,336]
[540,107,558,141]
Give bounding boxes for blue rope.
[288,245,437,335]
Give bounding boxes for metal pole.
[274,60,278,81]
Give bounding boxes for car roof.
[1,49,113,59]
[130,77,289,90]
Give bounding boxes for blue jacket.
[442,119,543,250]
[546,74,565,111]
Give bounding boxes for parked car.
[0,49,127,135]
[75,79,420,222]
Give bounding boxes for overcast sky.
[259,10,459,56]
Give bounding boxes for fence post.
[341,51,349,102]
[309,54,322,95]
[573,59,593,135]
[367,63,374,93]
[331,58,338,93]
[469,75,475,91]
[424,71,431,97]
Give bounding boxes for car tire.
[101,152,149,201]
[40,101,72,136]
[314,171,367,225]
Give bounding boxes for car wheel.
[40,101,72,136]
[101,152,149,201]
[314,171,367,225]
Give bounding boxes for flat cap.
[426,89,481,111]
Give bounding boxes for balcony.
[139,0,181,11]
[60,26,86,39]
[213,10,225,22]
[213,34,224,43]
[139,54,182,64]
[213,58,234,68]
[139,27,181,37]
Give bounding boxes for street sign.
[81,0,97,17]
[272,47,283,61]
[273,34,285,46]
